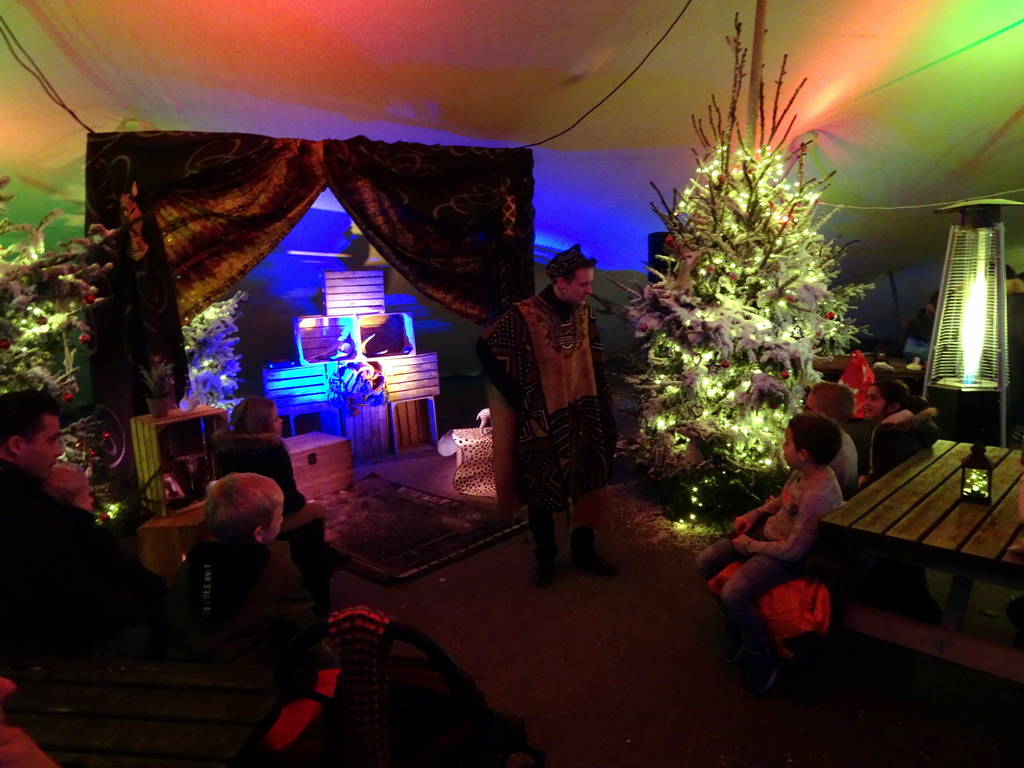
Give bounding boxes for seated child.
[695,412,843,696]
[41,465,167,658]
[806,382,859,500]
[164,472,321,665]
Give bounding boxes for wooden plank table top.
[0,658,280,768]
[820,440,1024,587]
[819,440,1024,683]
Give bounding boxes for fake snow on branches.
[621,18,870,523]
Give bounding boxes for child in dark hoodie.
[164,472,319,665]
[213,397,332,617]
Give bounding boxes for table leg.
[941,574,974,630]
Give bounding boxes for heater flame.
[960,259,987,386]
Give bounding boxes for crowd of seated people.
[696,375,956,696]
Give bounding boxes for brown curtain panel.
[83,130,535,473]
[324,137,535,325]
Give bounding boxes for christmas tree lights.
[622,21,869,524]
[182,291,247,414]
[1,175,124,524]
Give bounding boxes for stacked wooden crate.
[324,270,439,454]
[261,362,341,437]
[262,269,440,458]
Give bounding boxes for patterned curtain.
[324,136,535,325]
[83,130,535,471]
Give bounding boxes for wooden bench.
[820,440,1024,683]
[1,658,280,767]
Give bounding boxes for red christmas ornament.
[0,339,9,350]
[781,370,790,380]
[79,332,93,345]
[664,236,674,247]
[706,264,715,272]
[716,174,726,184]
[639,324,649,333]
[84,294,96,304]
[99,513,110,524]
[826,312,836,320]
[61,391,75,402]
[721,360,731,368]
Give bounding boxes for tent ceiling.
[3,0,1023,328]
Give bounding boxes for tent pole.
[746,0,769,149]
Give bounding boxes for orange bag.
[707,561,831,660]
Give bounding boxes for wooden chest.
[284,431,354,499]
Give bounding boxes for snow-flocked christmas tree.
[0,176,113,400]
[622,21,870,524]
[0,175,129,525]
[182,291,247,414]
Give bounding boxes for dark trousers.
[528,507,597,563]
[279,517,331,618]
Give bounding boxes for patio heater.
[924,199,1023,447]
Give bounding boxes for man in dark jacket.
[0,390,166,657]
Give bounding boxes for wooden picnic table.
[0,657,281,768]
[819,439,1024,683]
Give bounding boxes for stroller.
[274,605,546,767]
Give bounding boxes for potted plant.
[140,356,176,418]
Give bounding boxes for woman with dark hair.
[855,379,943,623]
[213,397,332,617]
[858,379,940,489]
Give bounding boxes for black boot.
[722,614,744,664]
[742,647,782,697]
[533,559,554,587]
[529,507,557,588]
[570,527,618,577]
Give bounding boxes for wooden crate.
[284,432,354,498]
[137,503,210,583]
[378,352,440,401]
[378,353,439,451]
[262,363,341,435]
[341,403,391,460]
[325,270,386,316]
[358,312,415,357]
[262,363,329,406]
[389,397,438,451]
[130,406,228,517]
[293,315,358,365]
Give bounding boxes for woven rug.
[322,473,527,583]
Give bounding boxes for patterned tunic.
[476,285,616,519]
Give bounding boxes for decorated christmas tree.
[0,175,128,524]
[622,21,869,525]
[0,176,113,399]
[182,291,247,413]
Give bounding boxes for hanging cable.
[0,12,94,133]
[520,0,695,149]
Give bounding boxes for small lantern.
[960,442,994,503]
